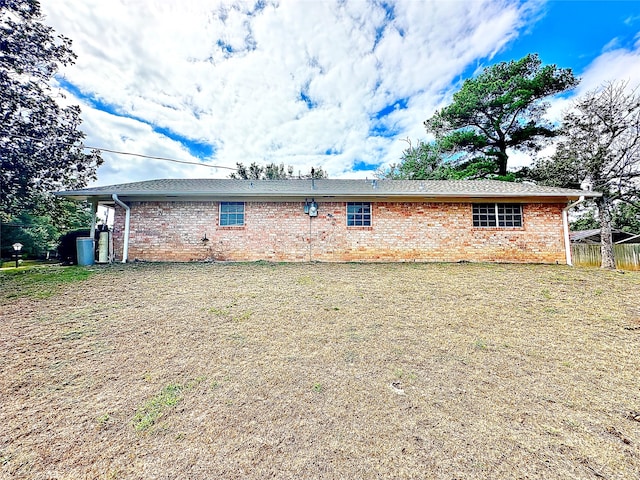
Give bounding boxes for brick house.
[57,178,599,264]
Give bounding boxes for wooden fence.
[571,244,640,270]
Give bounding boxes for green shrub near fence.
[571,244,640,270]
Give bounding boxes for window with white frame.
[219,202,245,226]
[347,202,371,226]
[472,203,522,227]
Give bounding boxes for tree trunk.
[496,149,508,176]
[597,197,616,269]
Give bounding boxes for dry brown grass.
[1,262,639,479]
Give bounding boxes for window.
[220,202,245,226]
[472,203,497,227]
[473,203,522,228]
[497,204,523,227]
[347,202,371,226]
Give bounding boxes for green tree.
[425,53,578,177]
[305,166,328,179]
[265,163,294,179]
[382,139,450,180]
[570,203,640,233]
[529,81,640,268]
[230,162,265,180]
[570,208,600,231]
[1,0,102,217]
[612,203,640,233]
[0,199,92,258]
[230,162,327,179]
[380,139,515,181]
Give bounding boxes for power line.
[0,131,237,170]
[84,146,236,169]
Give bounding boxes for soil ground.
[1,262,639,479]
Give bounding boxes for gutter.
[562,196,585,266]
[112,194,130,263]
[59,191,599,201]
[616,233,640,245]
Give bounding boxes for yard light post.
[12,242,23,268]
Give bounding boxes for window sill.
[217,226,245,230]
[472,227,525,231]
[347,226,373,230]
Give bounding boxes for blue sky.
[41,0,640,185]
[494,1,640,71]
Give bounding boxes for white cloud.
[577,42,640,92]
[601,37,621,52]
[41,0,541,184]
[526,37,640,170]
[624,14,640,26]
[546,36,640,124]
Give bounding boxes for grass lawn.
[0,259,60,271]
[1,262,639,479]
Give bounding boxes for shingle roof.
[57,178,599,201]
[570,228,640,243]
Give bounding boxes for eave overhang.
[56,179,601,204]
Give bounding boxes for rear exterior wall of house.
[111,201,567,263]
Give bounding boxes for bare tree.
[532,81,640,268]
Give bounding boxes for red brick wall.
[112,201,567,263]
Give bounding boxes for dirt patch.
[1,262,639,479]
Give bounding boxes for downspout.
[562,196,585,266]
[89,199,97,241]
[112,194,130,263]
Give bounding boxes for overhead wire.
[0,131,237,170]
